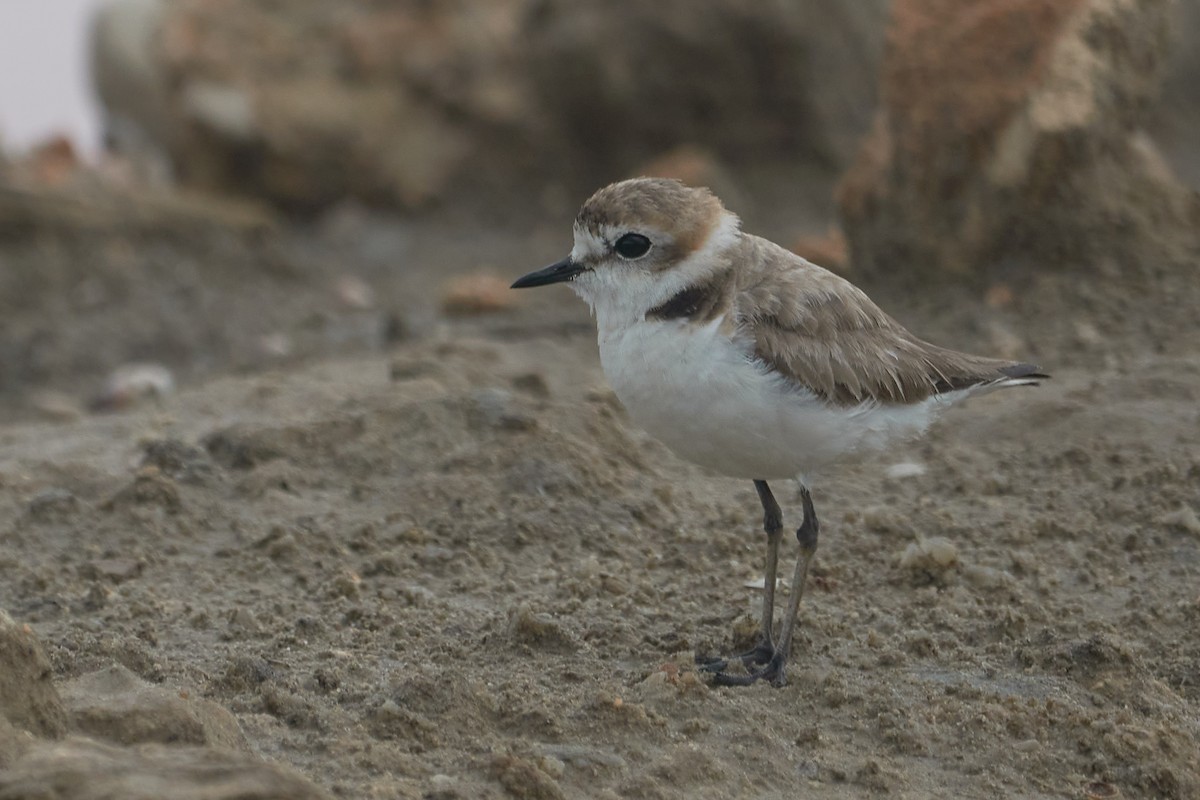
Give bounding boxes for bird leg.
[709,485,819,687]
[697,480,783,673]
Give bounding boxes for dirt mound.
[0,738,331,800]
[0,610,68,743]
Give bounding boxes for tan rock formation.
[837,0,1198,278]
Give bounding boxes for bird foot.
[706,651,788,688]
[695,640,775,675]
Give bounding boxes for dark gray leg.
[753,479,784,654]
[767,485,819,687]
[698,480,784,673]
[711,485,819,687]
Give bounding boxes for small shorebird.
[511,178,1046,687]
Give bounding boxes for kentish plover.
[512,178,1046,687]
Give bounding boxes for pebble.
[334,275,374,310]
[535,743,626,770]
[897,537,960,582]
[441,272,516,315]
[28,391,84,423]
[885,461,927,480]
[1158,505,1200,536]
[91,363,174,412]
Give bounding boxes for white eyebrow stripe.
[571,226,608,262]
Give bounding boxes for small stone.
[885,461,926,480]
[28,391,84,423]
[399,584,435,606]
[536,744,626,770]
[1074,320,1105,347]
[441,273,516,316]
[984,283,1015,309]
[897,536,960,585]
[27,134,80,186]
[257,332,294,359]
[103,470,182,513]
[1157,505,1200,536]
[61,664,247,749]
[225,608,262,640]
[326,571,362,599]
[139,439,214,485]
[470,389,536,431]
[90,363,174,412]
[961,564,1015,590]
[490,753,565,800]
[334,275,374,310]
[507,606,577,653]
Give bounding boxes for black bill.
[511,257,584,289]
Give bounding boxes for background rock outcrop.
[91,0,889,211]
[836,0,1199,279]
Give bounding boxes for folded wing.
[735,242,1047,407]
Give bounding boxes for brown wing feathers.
[737,238,1046,406]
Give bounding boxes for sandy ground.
[0,181,1198,798]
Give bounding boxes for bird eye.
[614,233,652,260]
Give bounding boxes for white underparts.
[597,317,949,481]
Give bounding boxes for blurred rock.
[507,605,577,653]
[90,363,174,412]
[0,178,275,240]
[1150,0,1200,190]
[256,332,294,360]
[837,0,1200,279]
[27,392,85,424]
[636,145,745,210]
[528,0,889,178]
[897,536,959,586]
[139,439,215,485]
[27,136,81,188]
[61,665,247,750]
[90,0,889,211]
[790,227,848,272]
[333,275,374,311]
[90,0,175,186]
[441,273,517,316]
[0,737,331,800]
[0,610,68,740]
[884,461,926,480]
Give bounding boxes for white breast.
[597,319,944,481]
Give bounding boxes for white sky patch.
[0,0,107,156]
